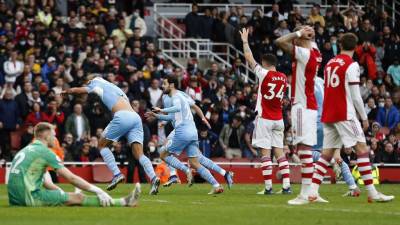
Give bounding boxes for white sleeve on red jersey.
[293,46,310,63]
[349,84,368,121]
[346,62,361,84]
[253,64,269,80]
[347,62,367,120]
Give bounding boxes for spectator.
[274,20,290,38]
[341,147,357,166]
[265,3,285,21]
[365,97,378,122]
[20,124,34,148]
[357,19,377,44]
[219,116,245,159]
[25,102,45,126]
[3,50,24,84]
[0,88,21,160]
[41,56,57,86]
[387,58,400,86]
[186,76,202,102]
[200,8,214,39]
[376,97,400,130]
[15,81,33,119]
[111,18,133,49]
[124,9,147,37]
[355,41,377,80]
[242,120,257,159]
[52,77,64,95]
[376,142,399,163]
[307,6,325,27]
[185,3,200,38]
[198,126,219,158]
[42,100,65,135]
[146,78,162,108]
[113,141,128,165]
[65,103,90,141]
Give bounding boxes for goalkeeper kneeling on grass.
[7,122,140,207]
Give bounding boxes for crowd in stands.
[0,0,400,169]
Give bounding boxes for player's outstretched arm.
[57,167,113,206]
[239,28,257,70]
[62,87,88,95]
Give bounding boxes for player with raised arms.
[7,122,140,207]
[146,77,224,194]
[308,33,394,203]
[63,75,160,194]
[275,25,321,205]
[239,28,292,195]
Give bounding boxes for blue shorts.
[103,110,143,145]
[162,128,199,158]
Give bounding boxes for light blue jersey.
[313,77,324,152]
[86,77,143,145]
[86,77,129,111]
[159,91,198,157]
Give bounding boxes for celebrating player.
[155,92,234,188]
[146,77,224,194]
[313,76,361,197]
[7,122,140,207]
[308,33,394,203]
[275,25,321,204]
[240,28,292,195]
[63,75,160,194]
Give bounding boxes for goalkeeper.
[7,122,140,207]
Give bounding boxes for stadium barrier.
[1,162,400,184]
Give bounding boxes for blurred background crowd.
[0,0,400,174]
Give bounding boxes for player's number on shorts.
[10,152,25,174]
[326,66,340,88]
[264,83,284,100]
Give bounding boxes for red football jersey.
[254,65,287,120]
[291,45,321,110]
[321,54,361,123]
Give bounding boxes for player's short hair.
[167,76,179,89]
[339,33,358,51]
[261,54,277,66]
[34,122,54,138]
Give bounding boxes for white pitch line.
[256,204,400,216]
[142,199,170,203]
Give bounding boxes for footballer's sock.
[82,196,124,207]
[341,160,357,189]
[312,150,321,162]
[100,147,121,176]
[298,146,314,196]
[277,156,290,189]
[199,154,226,176]
[164,155,190,174]
[139,155,156,181]
[357,152,378,197]
[310,155,331,195]
[261,156,273,190]
[197,165,220,187]
[168,164,177,176]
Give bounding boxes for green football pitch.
[0,184,399,225]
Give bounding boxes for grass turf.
[0,183,399,225]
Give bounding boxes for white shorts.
[291,104,317,146]
[323,119,366,149]
[252,117,284,149]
